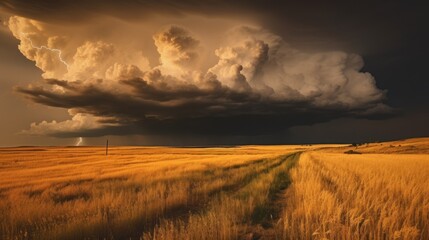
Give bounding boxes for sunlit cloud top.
[2,2,393,138]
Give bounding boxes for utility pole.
[106,139,109,156]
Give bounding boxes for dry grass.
[0,145,303,239]
[280,151,429,240]
[144,153,300,240]
[323,137,429,154]
[1,138,428,240]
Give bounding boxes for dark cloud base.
[3,0,427,145]
[15,77,395,139]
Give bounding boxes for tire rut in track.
[142,152,299,239]
[244,152,301,240]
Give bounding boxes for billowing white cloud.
[66,40,115,80]
[105,63,144,81]
[66,41,149,81]
[8,16,69,79]
[8,16,150,82]
[23,111,117,136]
[210,26,385,108]
[8,16,390,136]
[153,26,200,69]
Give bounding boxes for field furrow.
[280,151,429,240]
[2,139,427,240]
[144,152,301,240]
[0,146,302,240]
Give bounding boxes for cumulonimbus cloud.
[8,16,392,137]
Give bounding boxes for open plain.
[0,138,428,240]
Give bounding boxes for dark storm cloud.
[6,18,393,138]
[2,1,423,35]
[3,1,427,73]
[3,0,427,144]
[15,77,393,138]
[0,0,247,22]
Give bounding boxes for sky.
[0,0,428,146]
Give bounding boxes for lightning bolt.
[20,32,69,70]
[75,137,83,146]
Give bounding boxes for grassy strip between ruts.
[251,153,300,227]
[41,153,291,240]
[144,152,301,240]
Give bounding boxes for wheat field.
[280,150,429,240]
[0,145,308,239]
[0,138,428,240]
